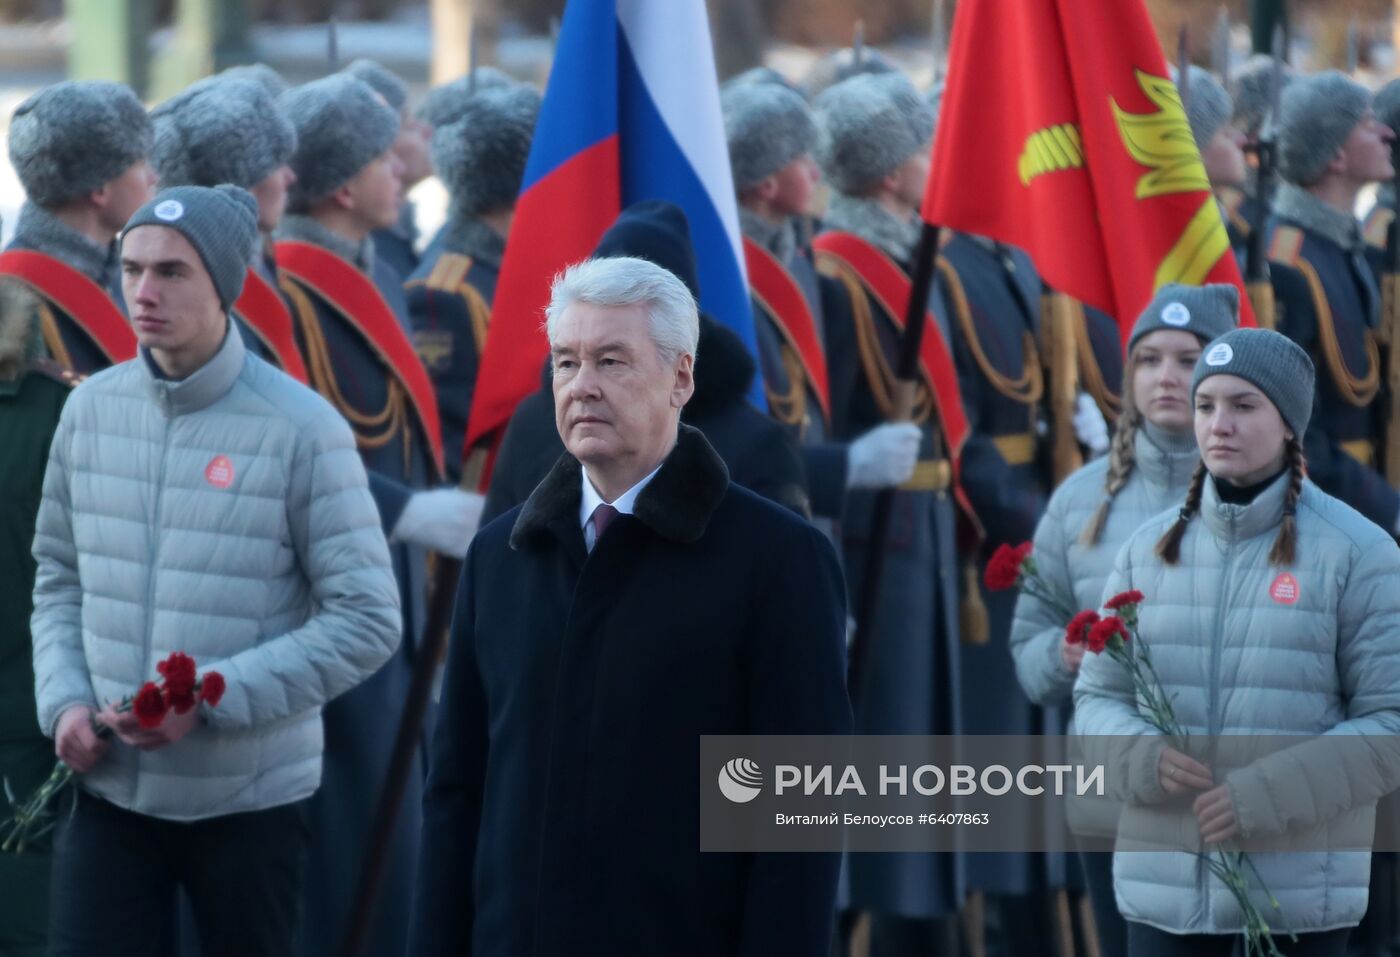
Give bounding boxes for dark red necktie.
[590,503,619,546]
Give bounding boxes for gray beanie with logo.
[1191,327,1315,438]
[1277,70,1371,186]
[417,68,516,128]
[9,80,153,209]
[723,81,818,191]
[281,74,400,213]
[1171,64,1233,151]
[432,84,540,218]
[151,76,297,189]
[814,72,935,195]
[1128,282,1240,353]
[123,185,260,310]
[343,58,409,114]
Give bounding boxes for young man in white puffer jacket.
[30,184,401,954]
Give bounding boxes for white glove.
[391,488,484,558]
[847,422,922,489]
[1073,392,1110,457]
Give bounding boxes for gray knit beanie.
[9,81,153,209]
[804,46,899,98]
[416,68,516,128]
[219,62,289,99]
[1278,71,1371,186]
[723,81,818,191]
[123,185,260,310]
[343,58,409,114]
[1375,78,1400,139]
[151,76,296,189]
[1192,327,1315,438]
[1172,64,1233,151]
[1230,53,1290,139]
[431,84,540,218]
[1129,283,1240,354]
[814,72,935,195]
[281,75,400,213]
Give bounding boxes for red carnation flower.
[983,542,1031,591]
[1086,616,1129,654]
[1104,590,1145,611]
[157,652,198,706]
[132,682,169,729]
[1065,610,1101,646]
[199,672,226,709]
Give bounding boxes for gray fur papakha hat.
[814,72,934,195]
[151,76,296,189]
[1171,64,1233,151]
[1128,282,1239,354]
[804,45,899,99]
[343,58,409,114]
[123,185,260,310]
[722,66,805,99]
[1229,53,1291,139]
[432,84,540,219]
[1192,327,1315,439]
[281,74,400,213]
[1374,78,1400,140]
[9,80,153,209]
[417,68,516,128]
[1277,70,1371,186]
[723,81,818,191]
[218,62,289,99]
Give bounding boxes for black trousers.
[48,790,309,957]
[1128,921,1350,957]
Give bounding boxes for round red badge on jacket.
[1269,573,1299,605]
[205,455,234,489]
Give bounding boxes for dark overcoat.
[410,424,851,956]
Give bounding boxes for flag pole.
[847,221,941,705]
[339,554,465,957]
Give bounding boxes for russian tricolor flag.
[463,0,759,466]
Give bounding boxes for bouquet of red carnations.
[2,652,224,854]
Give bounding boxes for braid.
[1155,461,1208,565]
[1080,409,1140,546]
[1268,436,1307,567]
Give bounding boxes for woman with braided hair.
[1010,283,1238,953]
[1074,327,1400,956]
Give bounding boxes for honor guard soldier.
[1176,65,1251,259]
[150,74,308,382]
[2,82,156,373]
[723,78,920,533]
[1362,78,1400,261]
[406,83,540,482]
[812,71,970,954]
[343,59,434,281]
[1220,54,1293,247]
[1268,72,1399,534]
[276,73,483,957]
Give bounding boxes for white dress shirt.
[580,463,663,550]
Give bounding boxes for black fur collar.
[510,423,730,550]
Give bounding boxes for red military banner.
[923,0,1254,336]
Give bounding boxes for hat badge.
[154,199,184,222]
[1204,342,1234,367]
[1161,302,1191,326]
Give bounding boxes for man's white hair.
[545,256,700,364]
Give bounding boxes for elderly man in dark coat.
[410,255,852,956]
